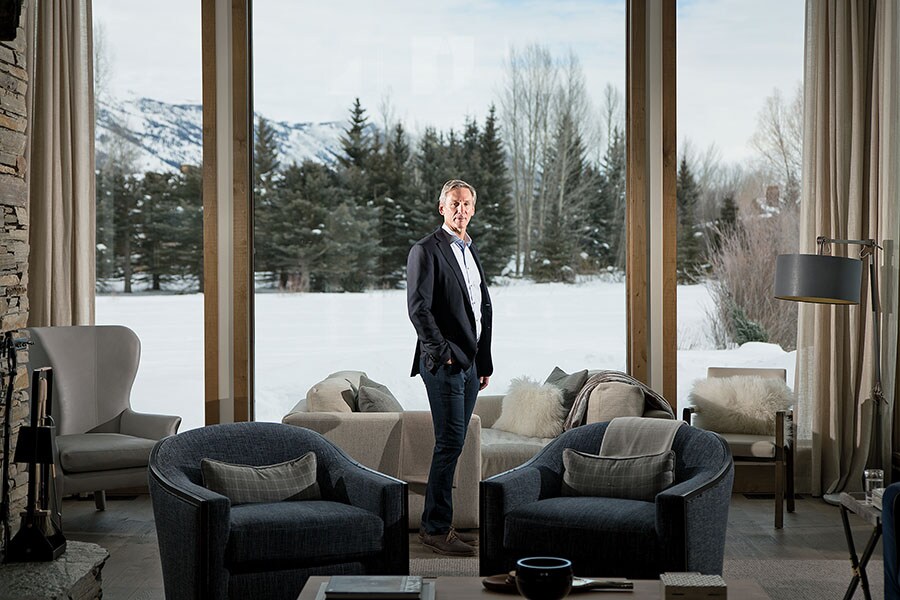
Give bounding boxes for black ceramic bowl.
[515,557,573,600]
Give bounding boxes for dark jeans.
[419,356,480,535]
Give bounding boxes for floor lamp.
[774,236,884,503]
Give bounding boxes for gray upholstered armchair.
[149,422,409,600]
[479,421,734,578]
[27,325,181,510]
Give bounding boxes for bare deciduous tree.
[750,85,803,205]
[501,44,556,276]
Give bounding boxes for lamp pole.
[816,236,884,471]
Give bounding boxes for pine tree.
[265,161,336,291]
[470,106,515,280]
[532,200,577,283]
[138,171,186,291]
[590,126,626,270]
[676,156,704,282]
[336,98,373,171]
[413,127,448,236]
[176,164,204,290]
[367,123,418,287]
[253,117,284,286]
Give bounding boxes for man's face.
[439,188,475,236]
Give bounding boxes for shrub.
[705,200,799,351]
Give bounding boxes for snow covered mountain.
[95,95,346,174]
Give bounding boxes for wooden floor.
[59,492,882,599]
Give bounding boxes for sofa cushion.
[327,370,368,390]
[307,377,357,412]
[585,382,645,423]
[689,376,793,435]
[57,433,156,473]
[226,500,383,566]
[545,367,590,411]
[481,428,552,478]
[357,375,403,412]
[493,377,567,439]
[504,496,660,564]
[561,448,675,501]
[200,452,320,504]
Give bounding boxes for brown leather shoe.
[450,527,478,546]
[419,527,479,547]
[420,530,476,556]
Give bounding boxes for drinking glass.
[864,468,884,505]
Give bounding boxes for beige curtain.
[25,0,95,327]
[797,0,900,495]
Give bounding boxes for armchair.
[26,325,181,510]
[683,367,794,528]
[149,422,408,600]
[479,421,733,578]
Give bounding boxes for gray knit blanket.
[563,370,675,430]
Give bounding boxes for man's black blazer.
[407,227,493,377]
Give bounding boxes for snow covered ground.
[96,280,795,431]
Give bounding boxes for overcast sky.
[93,0,804,164]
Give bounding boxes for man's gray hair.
[438,179,477,205]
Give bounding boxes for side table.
[839,491,881,600]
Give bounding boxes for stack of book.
[316,576,433,600]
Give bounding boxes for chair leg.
[94,490,107,511]
[786,448,796,513]
[775,459,784,529]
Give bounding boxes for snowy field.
[96,280,795,431]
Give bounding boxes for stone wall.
[0,0,30,558]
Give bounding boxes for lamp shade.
[13,425,58,465]
[774,254,862,304]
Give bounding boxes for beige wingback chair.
[683,366,794,528]
[27,325,182,510]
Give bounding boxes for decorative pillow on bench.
[561,448,675,501]
[200,452,320,504]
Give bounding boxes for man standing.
[407,179,492,556]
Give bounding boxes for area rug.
[410,558,884,600]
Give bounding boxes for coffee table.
[298,575,770,599]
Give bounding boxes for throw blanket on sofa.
[598,416,684,457]
[563,370,675,430]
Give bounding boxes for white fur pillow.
[689,376,794,435]
[493,377,567,439]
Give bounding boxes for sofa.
[283,369,675,530]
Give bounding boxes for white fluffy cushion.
[689,376,794,435]
[492,377,567,439]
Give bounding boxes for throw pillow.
[561,448,675,501]
[689,376,794,435]
[357,374,404,412]
[200,452,320,505]
[306,377,357,412]
[492,376,567,439]
[585,382,645,423]
[327,370,368,390]
[544,367,590,411]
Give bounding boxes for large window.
[92,1,204,430]
[675,0,805,402]
[252,1,628,421]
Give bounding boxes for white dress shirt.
[442,224,483,341]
